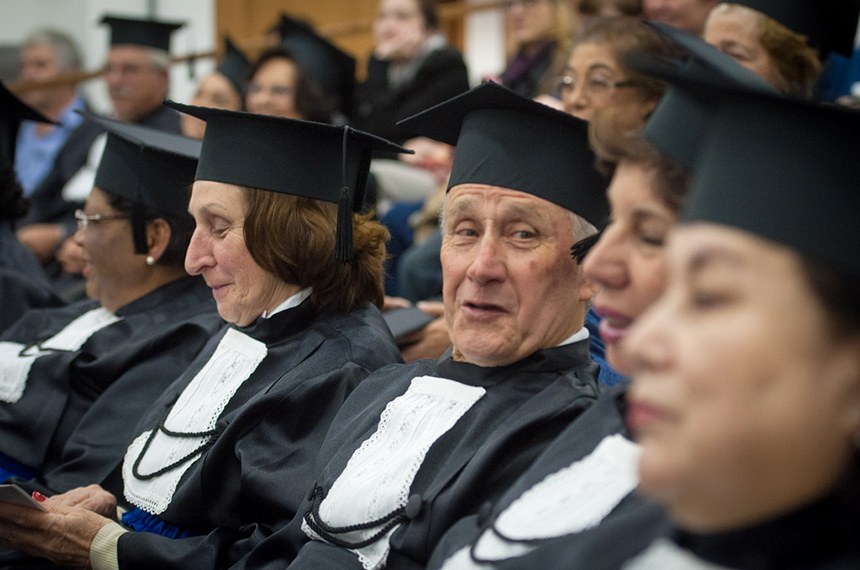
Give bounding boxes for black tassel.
[335,186,353,264]
[570,232,601,265]
[131,202,148,255]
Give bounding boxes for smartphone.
[0,484,48,512]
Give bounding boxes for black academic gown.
[137,105,182,134]
[0,276,220,485]
[426,388,654,569]
[0,224,63,332]
[112,302,402,570]
[232,339,601,570]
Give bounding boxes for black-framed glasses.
[74,209,131,231]
[558,75,636,96]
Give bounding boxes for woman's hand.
[0,498,112,569]
[47,484,118,519]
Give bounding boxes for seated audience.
[0,104,405,569]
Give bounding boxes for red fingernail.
[31,491,46,502]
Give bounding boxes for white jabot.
[303,375,486,570]
[123,327,267,514]
[557,326,589,347]
[0,307,121,403]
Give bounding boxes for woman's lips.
[594,306,634,344]
[626,398,668,432]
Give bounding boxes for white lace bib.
[441,434,641,569]
[0,307,121,403]
[303,375,486,570]
[123,328,267,514]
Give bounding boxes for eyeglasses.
[558,75,636,96]
[74,209,130,231]
[504,0,549,10]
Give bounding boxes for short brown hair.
[242,189,389,314]
[589,109,690,214]
[578,0,642,16]
[755,8,821,98]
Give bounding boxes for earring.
[145,255,155,266]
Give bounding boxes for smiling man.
[205,82,612,570]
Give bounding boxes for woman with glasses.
[500,0,576,99]
[561,16,674,126]
[0,116,222,498]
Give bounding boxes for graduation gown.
[112,301,402,569]
[232,337,601,570]
[427,388,650,569]
[0,275,221,486]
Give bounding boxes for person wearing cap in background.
[642,0,718,35]
[0,82,65,332]
[206,82,610,570]
[0,105,405,570]
[0,116,221,517]
[180,37,250,139]
[702,0,860,98]
[12,29,105,291]
[482,55,860,570]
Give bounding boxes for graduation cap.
[1,82,56,166]
[629,21,779,171]
[217,37,251,96]
[162,101,410,262]
[274,14,357,115]
[397,82,610,229]
[100,15,185,52]
[672,79,860,278]
[718,0,860,58]
[86,112,201,254]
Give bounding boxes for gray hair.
[22,28,82,71]
[146,47,171,71]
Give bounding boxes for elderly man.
[0,83,608,569]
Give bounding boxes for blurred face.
[704,5,787,91]
[374,0,429,62]
[74,187,143,310]
[244,57,301,119]
[17,42,66,110]
[507,0,557,48]
[185,181,296,326]
[642,0,718,35]
[441,184,594,367]
[625,224,860,532]
[562,43,655,124]
[105,45,169,122]
[181,72,243,139]
[583,161,676,374]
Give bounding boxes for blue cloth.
[122,507,201,539]
[0,451,39,483]
[585,307,628,387]
[380,200,423,296]
[14,95,86,196]
[817,49,860,101]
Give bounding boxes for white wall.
[0,0,215,113]
[464,1,506,86]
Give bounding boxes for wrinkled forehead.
[445,183,567,218]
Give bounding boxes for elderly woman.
[425,100,690,570]
[0,115,221,494]
[0,105,404,569]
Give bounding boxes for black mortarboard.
[674,81,860,278]
[1,82,56,166]
[217,37,251,96]
[630,21,778,171]
[397,82,610,229]
[718,0,860,58]
[274,14,357,115]
[86,112,201,253]
[100,15,184,52]
[162,101,410,262]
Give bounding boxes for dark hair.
[246,47,335,123]
[0,164,28,221]
[801,257,860,340]
[414,0,440,30]
[579,0,642,16]
[756,9,821,98]
[589,109,690,214]
[242,188,389,313]
[105,192,194,267]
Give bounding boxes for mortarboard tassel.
[334,126,354,264]
[131,145,149,255]
[570,231,602,265]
